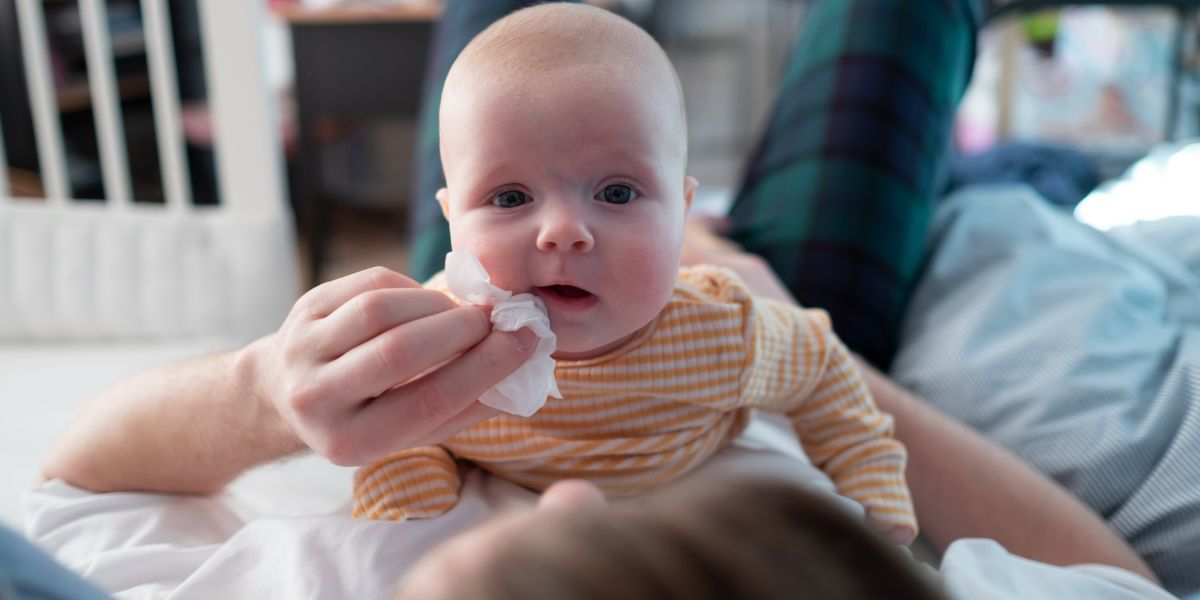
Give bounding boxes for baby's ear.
[683,176,698,214]
[436,188,450,219]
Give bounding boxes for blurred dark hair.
[455,477,945,600]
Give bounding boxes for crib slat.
[196,0,287,217]
[0,113,10,200]
[14,0,70,203]
[79,0,134,208]
[141,0,192,212]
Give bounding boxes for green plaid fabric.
[728,0,980,368]
[408,0,980,368]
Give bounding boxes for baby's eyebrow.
[599,149,656,169]
[474,162,525,186]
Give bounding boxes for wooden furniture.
[277,3,439,286]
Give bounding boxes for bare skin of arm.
[40,347,301,495]
[857,361,1157,583]
[680,221,1159,583]
[41,267,536,495]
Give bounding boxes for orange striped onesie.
[353,265,916,536]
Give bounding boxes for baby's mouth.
[534,284,597,308]
[537,284,593,299]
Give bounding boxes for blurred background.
[0,0,1198,534]
[1,0,1197,288]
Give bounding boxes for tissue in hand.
[445,251,561,417]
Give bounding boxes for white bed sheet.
[0,337,244,528]
[22,414,846,599]
[2,341,1178,599]
[19,415,1176,600]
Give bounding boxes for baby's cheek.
[450,233,519,290]
[476,253,522,292]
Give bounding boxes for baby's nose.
[536,209,594,252]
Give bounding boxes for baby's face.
[439,67,694,359]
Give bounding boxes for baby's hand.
[881,523,918,547]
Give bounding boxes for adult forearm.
[856,362,1158,583]
[40,266,541,496]
[40,336,305,495]
[686,232,1158,581]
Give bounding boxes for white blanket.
[0,337,244,529]
[893,185,1200,595]
[22,414,1175,600]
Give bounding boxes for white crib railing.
[0,0,297,341]
[0,112,8,197]
[140,0,190,212]
[2,0,287,215]
[12,0,70,203]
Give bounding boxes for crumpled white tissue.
[445,251,560,417]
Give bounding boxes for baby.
[353,2,917,543]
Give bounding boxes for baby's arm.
[353,445,461,521]
[742,300,917,543]
[787,331,915,544]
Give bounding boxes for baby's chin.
[551,331,637,361]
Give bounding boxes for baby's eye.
[492,190,531,208]
[598,184,636,205]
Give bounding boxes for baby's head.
[436,3,695,359]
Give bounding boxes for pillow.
[892,185,1200,596]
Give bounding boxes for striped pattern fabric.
[353,447,459,520]
[893,188,1200,596]
[406,0,981,371]
[353,266,916,535]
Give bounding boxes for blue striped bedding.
[892,185,1200,597]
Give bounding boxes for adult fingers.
[688,214,733,236]
[538,480,608,512]
[342,327,536,462]
[309,287,459,359]
[323,304,494,403]
[293,267,420,320]
[683,218,742,254]
[409,402,501,448]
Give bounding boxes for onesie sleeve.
[735,288,917,539]
[352,445,462,521]
[423,271,452,296]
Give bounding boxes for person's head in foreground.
[395,477,945,600]
[435,2,697,360]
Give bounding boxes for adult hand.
[247,267,537,466]
[681,218,796,304]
